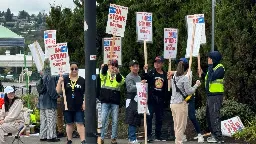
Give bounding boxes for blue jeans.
[128,125,137,141]
[101,103,119,139]
[188,97,201,134]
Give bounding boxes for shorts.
[63,111,85,124]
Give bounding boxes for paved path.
[5,136,245,144]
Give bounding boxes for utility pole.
[84,0,97,143]
[211,0,215,52]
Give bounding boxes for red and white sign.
[103,37,122,65]
[106,4,128,37]
[136,12,153,43]
[136,83,149,114]
[47,43,70,75]
[164,28,178,59]
[44,30,56,58]
[90,55,97,60]
[221,116,245,137]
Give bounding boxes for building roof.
[0,25,24,47]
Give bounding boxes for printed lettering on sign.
[164,28,178,59]
[136,83,149,114]
[44,30,57,58]
[103,37,122,65]
[136,12,153,43]
[221,116,245,137]
[47,43,70,75]
[106,4,128,37]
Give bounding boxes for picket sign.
[163,28,178,91]
[47,43,70,75]
[103,37,122,65]
[44,30,56,58]
[136,82,150,143]
[221,116,245,137]
[136,12,153,43]
[185,14,205,58]
[28,41,45,72]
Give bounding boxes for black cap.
[110,59,118,67]
[154,56,165,63]
[129,60,139,67]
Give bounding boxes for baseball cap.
[177,58,188,64]
[4,86,14,94]
[110,59,118,67]
[154,56,164,63]
[129,60,139,67]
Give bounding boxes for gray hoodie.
[171,73,198,104]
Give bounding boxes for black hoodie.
[203,51,225,96]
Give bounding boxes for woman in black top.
[56,62,86,144]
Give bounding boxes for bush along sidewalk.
[234,118,256,143]
[196,99,255,131]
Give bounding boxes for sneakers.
[111,139,117,144]
[182,135,187,142]
[197,134,204,143]
[100,139,104,144]
[67,140,72,144]
[47,138,60,142]
[128,139,142,144]
[147,136,154,143]
[81,140,86,144]
[207,137,217,143]
[155,137,166,142]
[166,135,175,141]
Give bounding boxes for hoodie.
[205,51,225,96]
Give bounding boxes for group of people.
[99,51,225,144]
[0,51,225,144]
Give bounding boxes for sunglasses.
[71,68,78,71]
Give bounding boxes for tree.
[5,8,13,21]
[46,0,256,108]
[37,12,43,24]
[18,10,30,20]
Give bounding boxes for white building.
[0,50,32,67]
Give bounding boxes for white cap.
[4,86,14,94]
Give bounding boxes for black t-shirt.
[152,72,165,95]
[64,76,85,111]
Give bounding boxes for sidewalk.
[5,136,197,144]
[5,136,243,144]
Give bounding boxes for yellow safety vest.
[205,64,225,93]
[100,71,125,91]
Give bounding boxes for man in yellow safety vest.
[199,51,225,143]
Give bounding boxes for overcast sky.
[0,0,75,15]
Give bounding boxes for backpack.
[36,77,46,94]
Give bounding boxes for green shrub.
[196,99,255,131]
[234,118,256,143]
[21,94,38,110]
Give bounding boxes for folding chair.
[12,125,26,144]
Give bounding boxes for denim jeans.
[101,103,119,139]
[128,125,137,142]
[188,96,201,134]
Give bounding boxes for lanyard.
[70,80,77,92]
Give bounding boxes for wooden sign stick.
[110,35,116,60]
[188,22,196,77]
[168,57,172,91]
[143,40,148,144]
[198,53,201,78]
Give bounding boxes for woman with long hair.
[169,58,201,144]
[56,62,86,144]
[0,86,24,144]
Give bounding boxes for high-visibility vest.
[100,71,124,91]
[205,64,225,93]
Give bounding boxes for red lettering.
[229,120,237,132]
[146,22,151,27]
[59,53,66,59]
[107,53,118,59]
[55,48,61,53]
[224,123,232,134]
[110,14,125,21]
[165,46,175,51]
[116,8,121,15]
[50,53,67,60]
[165,38,175,43]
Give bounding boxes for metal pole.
[211,0,215,52]
[84,0,97,143]
[24,47,29,108]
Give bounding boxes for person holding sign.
[125,60,146,144]
[56,62,86,144]
[99,60,125,144]
[169,58,201,144]
[198,51,225,143]
[142,56,168,142]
